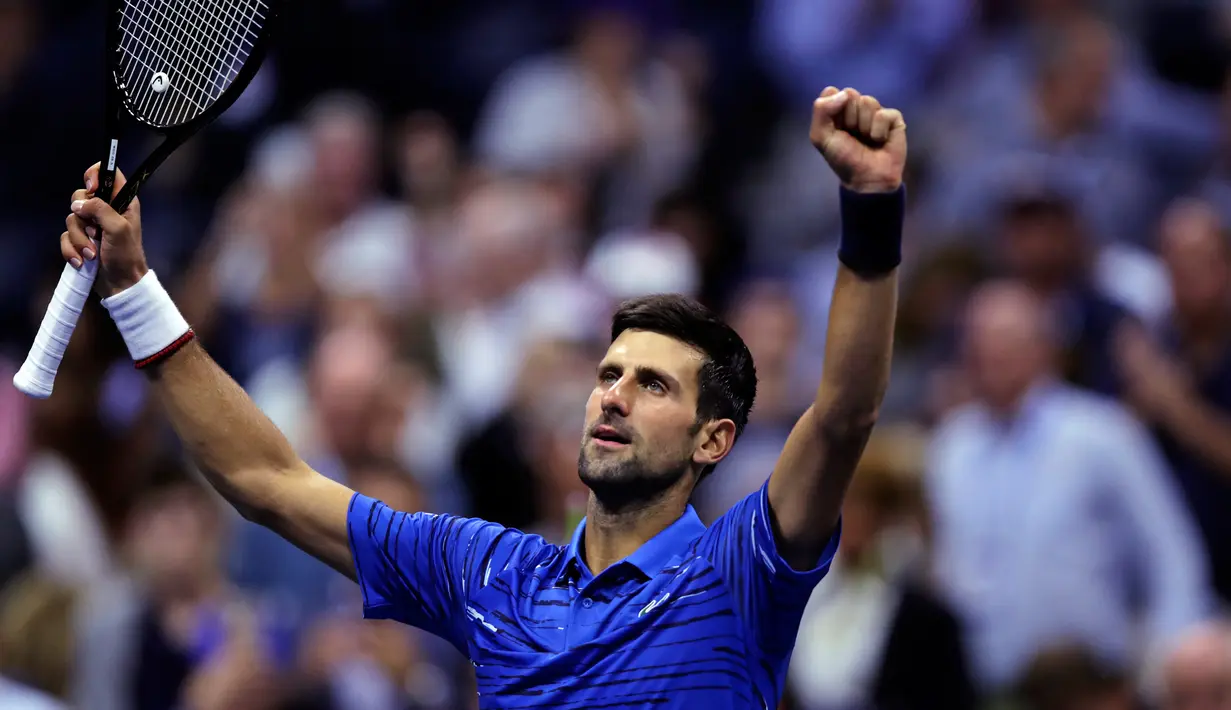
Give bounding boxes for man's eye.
[600,371,619,384]
[645,380,664,394]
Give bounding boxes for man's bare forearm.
[814,266,897,437]
[145,340,306,517]
[145,341,355,576]
[770,267,897,549]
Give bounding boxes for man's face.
[578,330,718,506]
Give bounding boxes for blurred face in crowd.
[308,100,379,218]
[1162,625,1231,710]
[127,484,223,599]
[963,282,1054,411]
[1160,200,1230,325]
[309,322,394,462]
[454,180,554,303]
[839,472,896,566]
[728,283,799,418]
[1001,204,1084,292]
[1036,18,1116,133]
[398,112,459,208]
[576,10,644,80]
[579,331,727,508]
[729,283,798,376]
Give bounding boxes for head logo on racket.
[150,72,169,94]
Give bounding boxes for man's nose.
[601,377,631,418]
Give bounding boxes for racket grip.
[13,261,98,399]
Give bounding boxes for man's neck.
[984,376,1051,423]
[581,492,688,576]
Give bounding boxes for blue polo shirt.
[347,479,840,709]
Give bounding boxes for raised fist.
[809,86,907,194]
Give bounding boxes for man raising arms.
[57,85,905,709]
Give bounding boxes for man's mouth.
[591,425,632,448]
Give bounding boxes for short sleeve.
[693,480,840,662]
[346,493,529,651]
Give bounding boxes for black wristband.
[837,185,905,277]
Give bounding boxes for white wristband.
[100,270,192,366]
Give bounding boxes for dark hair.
[611,294,757,476]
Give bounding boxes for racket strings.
[117,0,267,127]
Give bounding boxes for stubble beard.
[577,442,691,514]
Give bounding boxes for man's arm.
[64,166,355,579]
[149,341,356,577]
[767,87,906,569]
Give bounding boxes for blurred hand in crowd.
[1117,198,1230,427]
[1161,622,1231,710]
[1116,323,1195,426]
[181,605,278,710]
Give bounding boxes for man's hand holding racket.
[64,164,148,298]
[12,0,280,400]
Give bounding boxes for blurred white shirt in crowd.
[474,54,697,229]
[927,382,1211,690]
[0,677,66,710]
[16,453,112,587]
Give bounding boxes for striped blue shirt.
[348,479,840,709]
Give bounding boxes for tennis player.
[61,85,906,709]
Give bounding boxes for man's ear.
[693,419,736,469]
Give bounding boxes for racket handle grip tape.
[13,260,99,399]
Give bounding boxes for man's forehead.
[602,330,704,371]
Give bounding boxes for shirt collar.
[561,506,707,583]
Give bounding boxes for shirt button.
[581,597,594,609]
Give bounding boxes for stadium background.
[3,0,1231,708]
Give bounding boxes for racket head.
[100,0,283,211]
[106,0,283,135]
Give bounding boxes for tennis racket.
[13,0,283,399]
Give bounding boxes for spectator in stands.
[1159,621,1231,710]
[75,473,281,710]
[788,425,974,710]
[456,335,598,534]
[881,244,988,425]
[924,14,1160,248]
[392,112,465,302]
[473,1,699,230]
[0,573,73,709]
[1,305,117,591]
[695,280,806,521]
[1117,199,1231,605]
[996,191,1135,397]
[926,280,1210,695]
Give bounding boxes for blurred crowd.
[4,0,1231,708]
